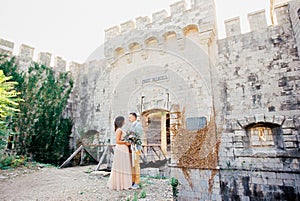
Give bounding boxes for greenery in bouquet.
[124,131,142,146]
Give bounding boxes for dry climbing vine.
[171,108,221,192]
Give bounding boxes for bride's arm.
[116,129,130,145]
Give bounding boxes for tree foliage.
[0,55,74,165]
[0,70,20,117]
[0,64,20,151]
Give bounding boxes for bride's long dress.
[107,128,132,190]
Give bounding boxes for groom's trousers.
[132,150,141,184]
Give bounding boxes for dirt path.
[0,165,173,201]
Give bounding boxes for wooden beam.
[140,148,148,163]
[59,145,83,168]
[82,144,116,147]
[158,146,167,159]
[95,144,109,171]
[151,146,160,159]
[80,147,85,165]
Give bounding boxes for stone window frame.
[244,122,284,149]
[229,114,294,157]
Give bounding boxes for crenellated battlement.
[224,17,241,37]
[151,9,168,23]
[104,0,214,41]
[247,9,268,31]
[54,56,67,72]
[223,2,290,38]
[1,0,296,80]
[103,0,216,58]
[38,52,52,66]
[120,20,135,33]
[19,44,34,59]
[104,26,120,41]
[135,16,151,30]
[0,39,14,55]
[170,0,187,15]
[0,38,81,74]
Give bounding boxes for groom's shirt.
[130,120,143,137]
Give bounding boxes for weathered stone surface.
[282,118,295,128]
[274,115,285,125]
[255,114,265,123]
[140,168,160,177]
[237,118,248,127]
[2,0,300,200]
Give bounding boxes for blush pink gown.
[107,128,132,190]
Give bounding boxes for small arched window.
[145,37,158,47]
[163,31,177,41]
[114,47,124,57]
[297,8,300,19]
[245,123,284,149]
[183,24,199,36]
[129,42,140,52]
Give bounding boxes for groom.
[128,112,143,189]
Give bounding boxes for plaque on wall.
[186,117,207,131]
[142,75,168,84]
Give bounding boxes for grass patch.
[0,155,57,170]
[0,155,28,169]
[139,189,146,198]
[148,174,168,180]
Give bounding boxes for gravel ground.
[0,165,173,201]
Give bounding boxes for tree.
[0,69,20,152]
[0,70,20,118]
[0,55,74,165]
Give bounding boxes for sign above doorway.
[142,75,168,84]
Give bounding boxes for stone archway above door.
[127,85,179,114]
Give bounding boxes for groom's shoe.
[132,183,139,189]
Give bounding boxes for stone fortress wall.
[1,0,300,200]
[214,1,300,200]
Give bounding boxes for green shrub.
[0,155,27,169]
[170,177,179,200]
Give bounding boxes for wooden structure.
[60,144,167,170]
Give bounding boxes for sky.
[0,0,270,64]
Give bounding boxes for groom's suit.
[129,121,143,185]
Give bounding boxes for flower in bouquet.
[124,131,142,146]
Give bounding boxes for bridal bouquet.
[124,131,142,146]
[125,130,142,166]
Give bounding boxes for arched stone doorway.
[142,109,171,156]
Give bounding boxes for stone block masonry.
[217,1,300,200]
[1,0,300,200]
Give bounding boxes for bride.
[107,116,132,190]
